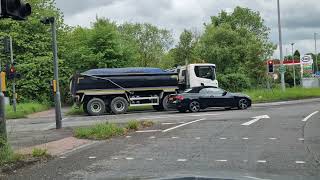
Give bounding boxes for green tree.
[0,0,70,102]
[294,50,301,60]
[118,23,173,67]
[197,7,275,85]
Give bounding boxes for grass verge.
[74,120,154,140]
[5,102,51,119]
[66,105,154,116]
[246,87,320,103]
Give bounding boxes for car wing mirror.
[222,91,227,96]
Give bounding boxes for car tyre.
[238,98,249,110]
[110,97,129,114]
[86,98,106,116]
[189,101,201,113]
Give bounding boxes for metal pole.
[277,0,286,91]
[51,17,62,129]
[315,33,318,73]
[0,54,7,140]
[9,36,16,112]
[291,43,296,87]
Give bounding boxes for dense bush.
[219,73,251,92]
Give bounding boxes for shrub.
[219,73,251,92]
[32,148,49,158]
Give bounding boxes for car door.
[198,88,213,108]
[205,88,232,107]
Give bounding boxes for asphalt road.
[6,99,320,180]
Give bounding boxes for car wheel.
[238,98,249,110]
[177,108,187,113]
[189,101,201,113]
[86,98,106,116]
[110,97,129,114]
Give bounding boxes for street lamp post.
[315,33,318,73]
[277,0,286,91]
[41,17,62,129]
[291,43,296,87]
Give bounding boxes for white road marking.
[298,138,305,141]
[146,158,153,161]
[269,138,278,140]
[295,161,306,164]
[177,159,187,162]
[219,137,227,140]
[302,111,319,122]
[215,160,228,162]
[88,156,96,159]
[149,136,156,139]
[243,160,248,162]
[190,113,220,117]
[59,156,66,159]
[195,137,201,140]
[112,157,119,160]
[243,176,271,180]
[161,122,180,125]
[126,136,131,138]
[136,130,162,133]
[171,136,179,139]
[242,115,270,126]
[126,157,134,160]
[257,160,267,163]
[242,137,249,140]
[162,118,206,133]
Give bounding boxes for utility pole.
[315,33,318,73]
[0,54,7,140]
[277,0,286,91]
[291,43,296,87]
[41,17,62,129]
[9,36,17,112]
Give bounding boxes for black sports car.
[168,86,252,113]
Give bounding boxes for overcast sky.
[55,0,320,59]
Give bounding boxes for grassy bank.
[66,105,153,116]
[74,120,154,140]
[5,102,51,119]
[246,87,320,103]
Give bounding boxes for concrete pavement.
[3,99,320,180]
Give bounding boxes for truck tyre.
[83,101,89,115]
[110,97,129,114]
[161,95,170,111]
[86,98,106,116]
[153,105,164,111]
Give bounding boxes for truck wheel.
[153,105,164,111]
[110,97,129,114]
[86,98,106,116]
[161,95,170,111]
[83,101,89,115]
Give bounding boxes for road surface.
[5,99,320,180]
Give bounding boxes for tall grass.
[5,102,51,119]
[246,87,320,103]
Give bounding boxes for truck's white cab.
[178,63,218,89]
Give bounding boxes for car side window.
[203,88,224,96]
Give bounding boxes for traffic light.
[2,36,10,53]
[5,64,20,80]
[268,60,274,73]
[0,0,31,20]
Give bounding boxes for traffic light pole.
[51,17,62,129]
[0,55,7,141]
[277,0,286,91]
[9,36,17,112]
